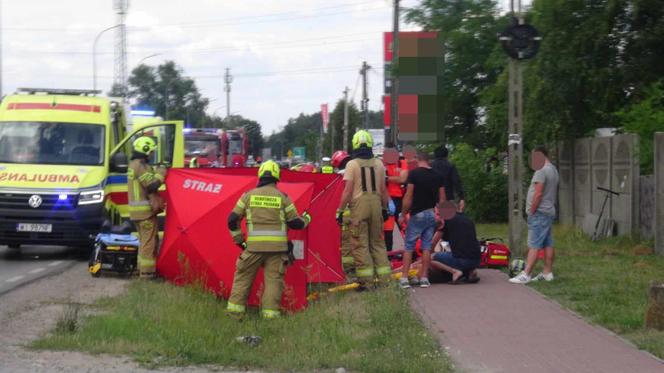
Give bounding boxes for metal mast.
[113,0,129,96]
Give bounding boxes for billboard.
[369,129,385,156]
[384,32,444,142]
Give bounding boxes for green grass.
[33,281,452,372]
[476,223,664,359]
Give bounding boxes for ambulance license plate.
[16,223,52,233]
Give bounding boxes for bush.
[449,143,508,222]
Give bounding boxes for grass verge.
[32,281,452,372]
[476,224,664,359]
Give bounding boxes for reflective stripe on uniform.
[248,230,286,237]
[236,199,246,209]
[284,204,296,214]
[261,309,280,318]
[342,256,354,264]
[227,302,246,313]
[249,195,282,208]
[356,267,374,277]
[230,229,243,237]
[246,209,253,232]
[129,200,152,213]
[376,266,392,275]
[247,236,288,243]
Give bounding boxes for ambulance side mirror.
[110,152,128,173]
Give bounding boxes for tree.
[322,100,362,155]
[127,61,210,127]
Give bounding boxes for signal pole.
[389,0,400,146]
[343,86,349,151]
[360,61,371,129]
[508,0,525,257]
[224,67,233,127]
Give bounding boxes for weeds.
[54,301,81,334]
[34,280,452,372]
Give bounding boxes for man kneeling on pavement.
[429,206,481,284]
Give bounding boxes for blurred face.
[383,148,399,164]
[402,145,416,161]
[531,150,546,171]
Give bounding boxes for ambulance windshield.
[0,122,105,165]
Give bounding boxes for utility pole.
[360,61,371,129]
[389,0,400,147]
[508,0,525,257]
[113,0,129,97]
[343,87,349,152]
[224,67,233,127]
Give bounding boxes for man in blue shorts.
[510,146,559,284]
[432,211,481,284]
[398,151,446,288]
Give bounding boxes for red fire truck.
[183,128,249,168]
[220,128,249,167]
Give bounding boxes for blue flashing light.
[58,194,68,201]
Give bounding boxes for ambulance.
[0,88,183,252]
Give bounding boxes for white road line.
[28,267,46,274]
[5,275,24,283]
[48,261,63,267]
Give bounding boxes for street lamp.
[137,53,162,66]
[92,24,122,91]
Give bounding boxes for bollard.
[645,282,664,330]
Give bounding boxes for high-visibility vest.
[321,165,334,174]
[230,184,303,253]
[386,162,406,198]
[127,158,164,221]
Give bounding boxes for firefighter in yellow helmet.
[128,136,166,279]
[337,130,391,289]
[320,157,334,174]
[226,160,312,318]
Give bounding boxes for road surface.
[0,245,79,296]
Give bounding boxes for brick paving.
[410,269,663,373]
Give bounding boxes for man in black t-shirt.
[398,151,446,289]
[432,212,481,283]
[432,145,465,212]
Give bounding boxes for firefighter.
[331,150,354,275]
[128,136,166,279]
[337,131,391,289]
[226,160,312,318]
[384,150,408,250]
[321,157,334,174]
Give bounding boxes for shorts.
[527,212,555,249]
[404,209,436,251]
[433,251,480,271]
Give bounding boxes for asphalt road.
[0,245,80,296]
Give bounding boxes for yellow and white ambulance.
[0,88,183,251]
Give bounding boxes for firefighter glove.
[302,211,312,225]
[287,241,295,265]
[382,208,389,222]
[336,209,344,226]
[237,241,247,251]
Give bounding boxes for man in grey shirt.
[510,145,559,284]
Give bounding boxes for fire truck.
[184,128,249,168]
[221,129,249,167]
[184,128,222,168]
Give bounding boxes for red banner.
[321,103,329,133]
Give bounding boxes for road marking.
[5,275,24,283]
[48,261,63,267]
[28,267,46,274]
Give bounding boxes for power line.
[12,32,383,55]
[0,0,386,32]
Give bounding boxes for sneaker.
[399,277,411,289]
[409,277,420,286]
[508,271,531,284]
[419,278,431,288]
[532,272,554,282]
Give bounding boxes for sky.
[1,0,523,135]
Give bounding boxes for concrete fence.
[557,134,640,236]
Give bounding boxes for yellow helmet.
[352,130,373,150]
[258,160,280,180]
[133,136,157,155]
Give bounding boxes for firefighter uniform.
[340,131,391,286]
[340,208,353,274]
[128,136,165,279]
[226,160,311,318]
[321,156,334,174]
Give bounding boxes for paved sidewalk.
[410,269,663,373]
